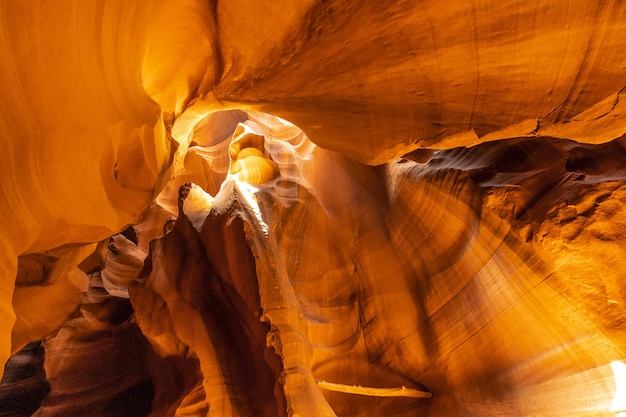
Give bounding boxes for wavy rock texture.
[0,342,49,417]
[0,0,213,373]
[1,0,626,416]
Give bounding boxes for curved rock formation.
[1,1,626,416]
[0,342,49,417]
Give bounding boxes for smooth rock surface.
[1,1,626,416]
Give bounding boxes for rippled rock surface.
[0,342,49,417]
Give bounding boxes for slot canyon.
[2,1,626,416]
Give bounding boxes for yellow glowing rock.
[0,0,205,373]
[2,1,626,416]
[228,123,280,185]
[11,245,94,353]
[181,183,215,230]
[230,154,280,185]
[101,234,146,299]
[229,126,266,160]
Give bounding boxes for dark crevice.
[0,342,50,417]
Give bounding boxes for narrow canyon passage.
[2,1,626,416]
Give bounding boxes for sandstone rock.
[1,1,626,416]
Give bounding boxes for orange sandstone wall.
[1,1,626,416]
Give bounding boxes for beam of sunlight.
[233,180,269,237]
[611,360,626,413]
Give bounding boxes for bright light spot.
[234,180,269,237]
[611,361,626,412]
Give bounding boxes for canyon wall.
[1,1,626,416]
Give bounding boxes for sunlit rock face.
[2,0,626,416]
